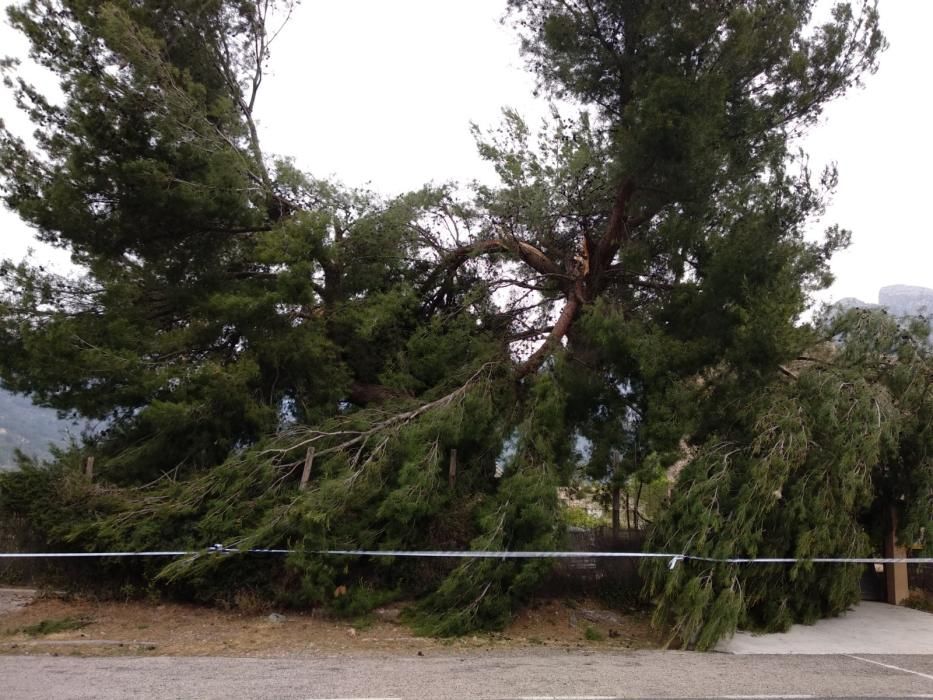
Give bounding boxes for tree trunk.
[612,485,621,539]
[634,482,643,530]
[516,296,580,378]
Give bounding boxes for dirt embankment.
[0,588,661,657]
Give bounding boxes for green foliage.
[0,0,903,643]
[328,583,399,620]
[644,310,933,649]
[15,616,91,637]
[562,505,608,530]
[412,457,563,634]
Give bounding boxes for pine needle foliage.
[645,310,933,649]
[1,0,913,641]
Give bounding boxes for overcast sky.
[1,0,930,306]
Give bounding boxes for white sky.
[0,0,930,305]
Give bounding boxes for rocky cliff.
[834,284,933,318]
[878,285,933,317]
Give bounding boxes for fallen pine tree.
[3,0,927,646]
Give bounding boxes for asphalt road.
[2,651,932,699]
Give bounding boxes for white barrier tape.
[686,556,933,564]
[310,549,675,559]
[314,551,932,565]
[0,551,192,558]
[0,546,930,565]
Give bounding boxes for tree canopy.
[2,0,925,646]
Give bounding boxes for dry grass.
[0,590,660,657]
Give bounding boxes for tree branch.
[591,178,635,272]
[506,326,554,342]
[516,296,581,378]
[441,239,563,279]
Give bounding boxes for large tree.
[2,0,907,643]
[0,0,482,481]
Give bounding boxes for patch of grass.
[583,625,605,642]
[350,615,375,631]
[329,583,399,619]
[562,505,610,529]
[233,588,272,615]
[19,617,91,637]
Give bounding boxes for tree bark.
[515,296,581,378]
[612,485,621,539]
[634,481,643,530]
[299,447,314,490]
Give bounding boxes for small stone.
[347,627,357,637]
[417,650,424,656]
[266,612,286,624]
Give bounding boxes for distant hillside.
[0,388,81,470]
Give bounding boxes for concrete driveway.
[716,601,933,654]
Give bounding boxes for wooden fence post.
[299,447,315,491]
[611,485,621,539]
[448,448,457,489]
[84,456,94,480]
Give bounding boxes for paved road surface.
[2,651,932,699]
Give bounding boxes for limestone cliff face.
[834,297,881,312]
[878,285,933,317]
[833,285,933,318]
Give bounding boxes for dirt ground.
[0,588,662,657]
